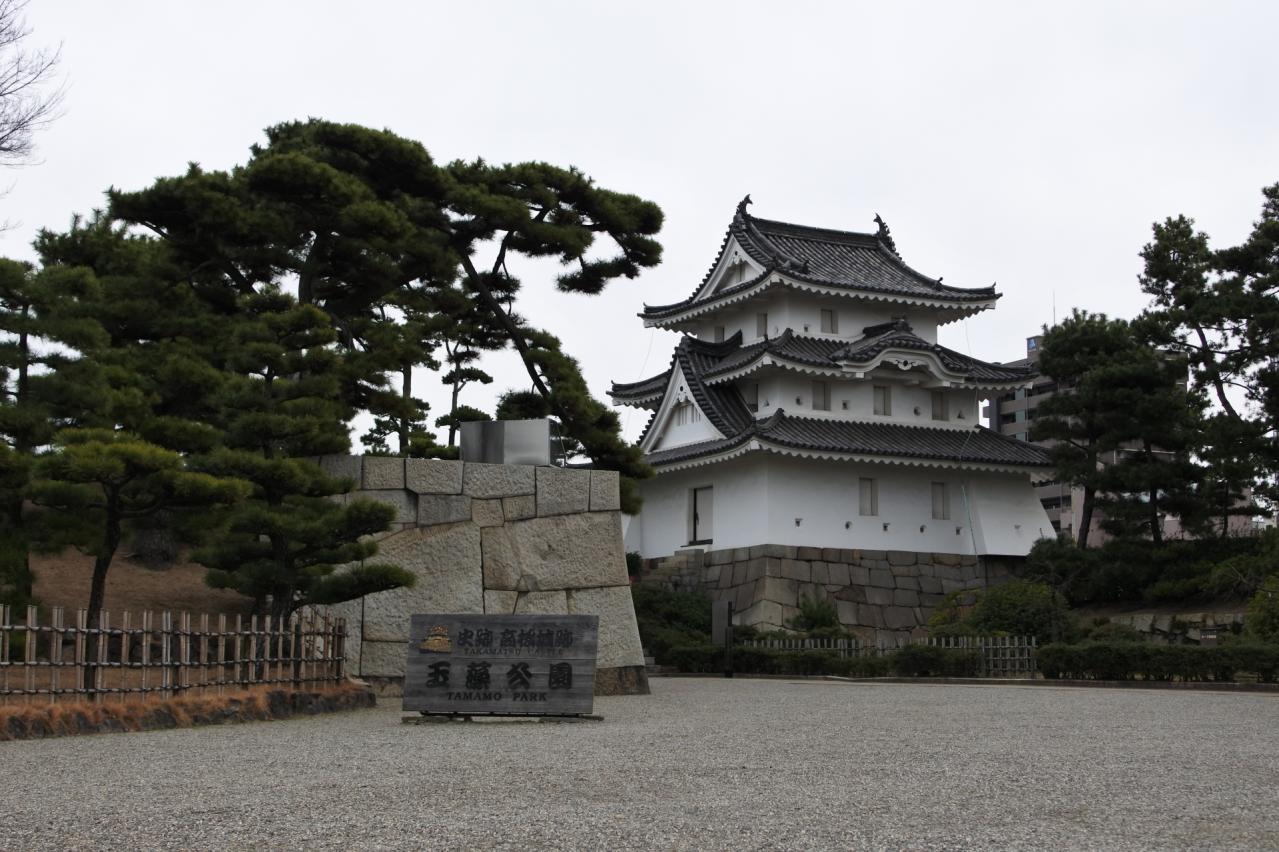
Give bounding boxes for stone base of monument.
[402,714,605,724]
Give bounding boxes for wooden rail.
[0,606,346,704]
[741,635,1038,677]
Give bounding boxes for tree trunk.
[1076,485,1096,549]
[84,512,120,692]
[398,362,412,456]
[447,379,461,447]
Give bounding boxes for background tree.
[0,0,61,168]
[1139,183,1279,504]
[1030,311,1137,546]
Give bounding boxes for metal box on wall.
[460,418,564,466]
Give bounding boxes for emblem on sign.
[419,625,452,653]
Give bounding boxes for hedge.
[665,645,979,678]
[1038,642,1279,682]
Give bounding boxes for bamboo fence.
[742,634,1038,677]
[0,606,346,704]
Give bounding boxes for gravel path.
[4,678,1278,850]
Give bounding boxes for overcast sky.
[6,1,1277,442]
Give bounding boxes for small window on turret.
[821,309,838,334]
[812,381,831,411]
[931,390,948,421]
[873,385,891,416]
[713,326,725,342]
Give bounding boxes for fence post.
[24,605,37,705]
[0,604,8,699]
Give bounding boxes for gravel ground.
[4,678,1279,851]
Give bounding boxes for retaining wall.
[322,456,649,696]
[647,545,1016,645]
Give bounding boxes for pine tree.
[192,290,412,619]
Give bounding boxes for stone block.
[860,605,885,628]
[894,575,921,591]
[735,581,758,612]
[859,550,887,561]
[471,499,505,528]
[703,566,720,585]
[934,564,962,581]
[730,547,750,563]
[893,588,920,607]
[358,640,408,678]
[514,590,569,615]
[780,605,800,626]
[869,569,894,589]
[360,523,483,642]
[362,456,405,490]
[748,545,768,559]
[567,586,645,669]
[764,544,796,559]
[883,606,917,630]
[919,576,943,594]
[501,494,536,521]
[811,562,831,584]
[850,565,870,585]
[536,466,591,516]
[828,562,851,586]
[920,593,945,608]
[890,563,919,577]
[738,599,785,629]
[745,558,767,582]
[781,559,811,582]
[960,555,978,567]
[836,600,858,625]
[717,570,734,590]
[406,459,463,495]
[935,553,961,566]
[759,576,799,607]
[464,462,535,498]
[484,589,517,614]
[731,562,748,586]
[357,489,416,524]
[418,494,472,527]
[835,585,867,604]
[820,548,844,563]
[796,546,822,561]
[963,578,984,590]
[866,586,894,606]
[588,469,621,512]
[480,512,628,592]
[887,550,917,566]
[940,578,965,594]
[762,557,784,577]
[317,454,362,487]
[706,549,732,566]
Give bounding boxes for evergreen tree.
[0,256,102,606]
[1031,311,1137,547]
[1139,182,1279,504]
[192,290,412,619]
[441,159,663,511]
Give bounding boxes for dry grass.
[0,682,370,740]
[30,548,253,616]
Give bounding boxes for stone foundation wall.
[645,545,1014,645]
[322,456,648,696]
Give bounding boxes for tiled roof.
[644,411,1052,469]
[628,333,754,446]
[831,320,1037,383]
[610,371,670,404]
[642,198,997,320]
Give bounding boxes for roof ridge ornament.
[873,213,900,257]
[733,194,753,225]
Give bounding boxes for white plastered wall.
[630,453,1052,558]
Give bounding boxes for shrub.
[630,585,712,663]
[938,579,1078,642]
[1082,619,1146,643]
[788,593,839,632]
[625,551,643,577]
[1037,641,1279,682]
[1245,575,1279,644]
[890,644,981,677]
